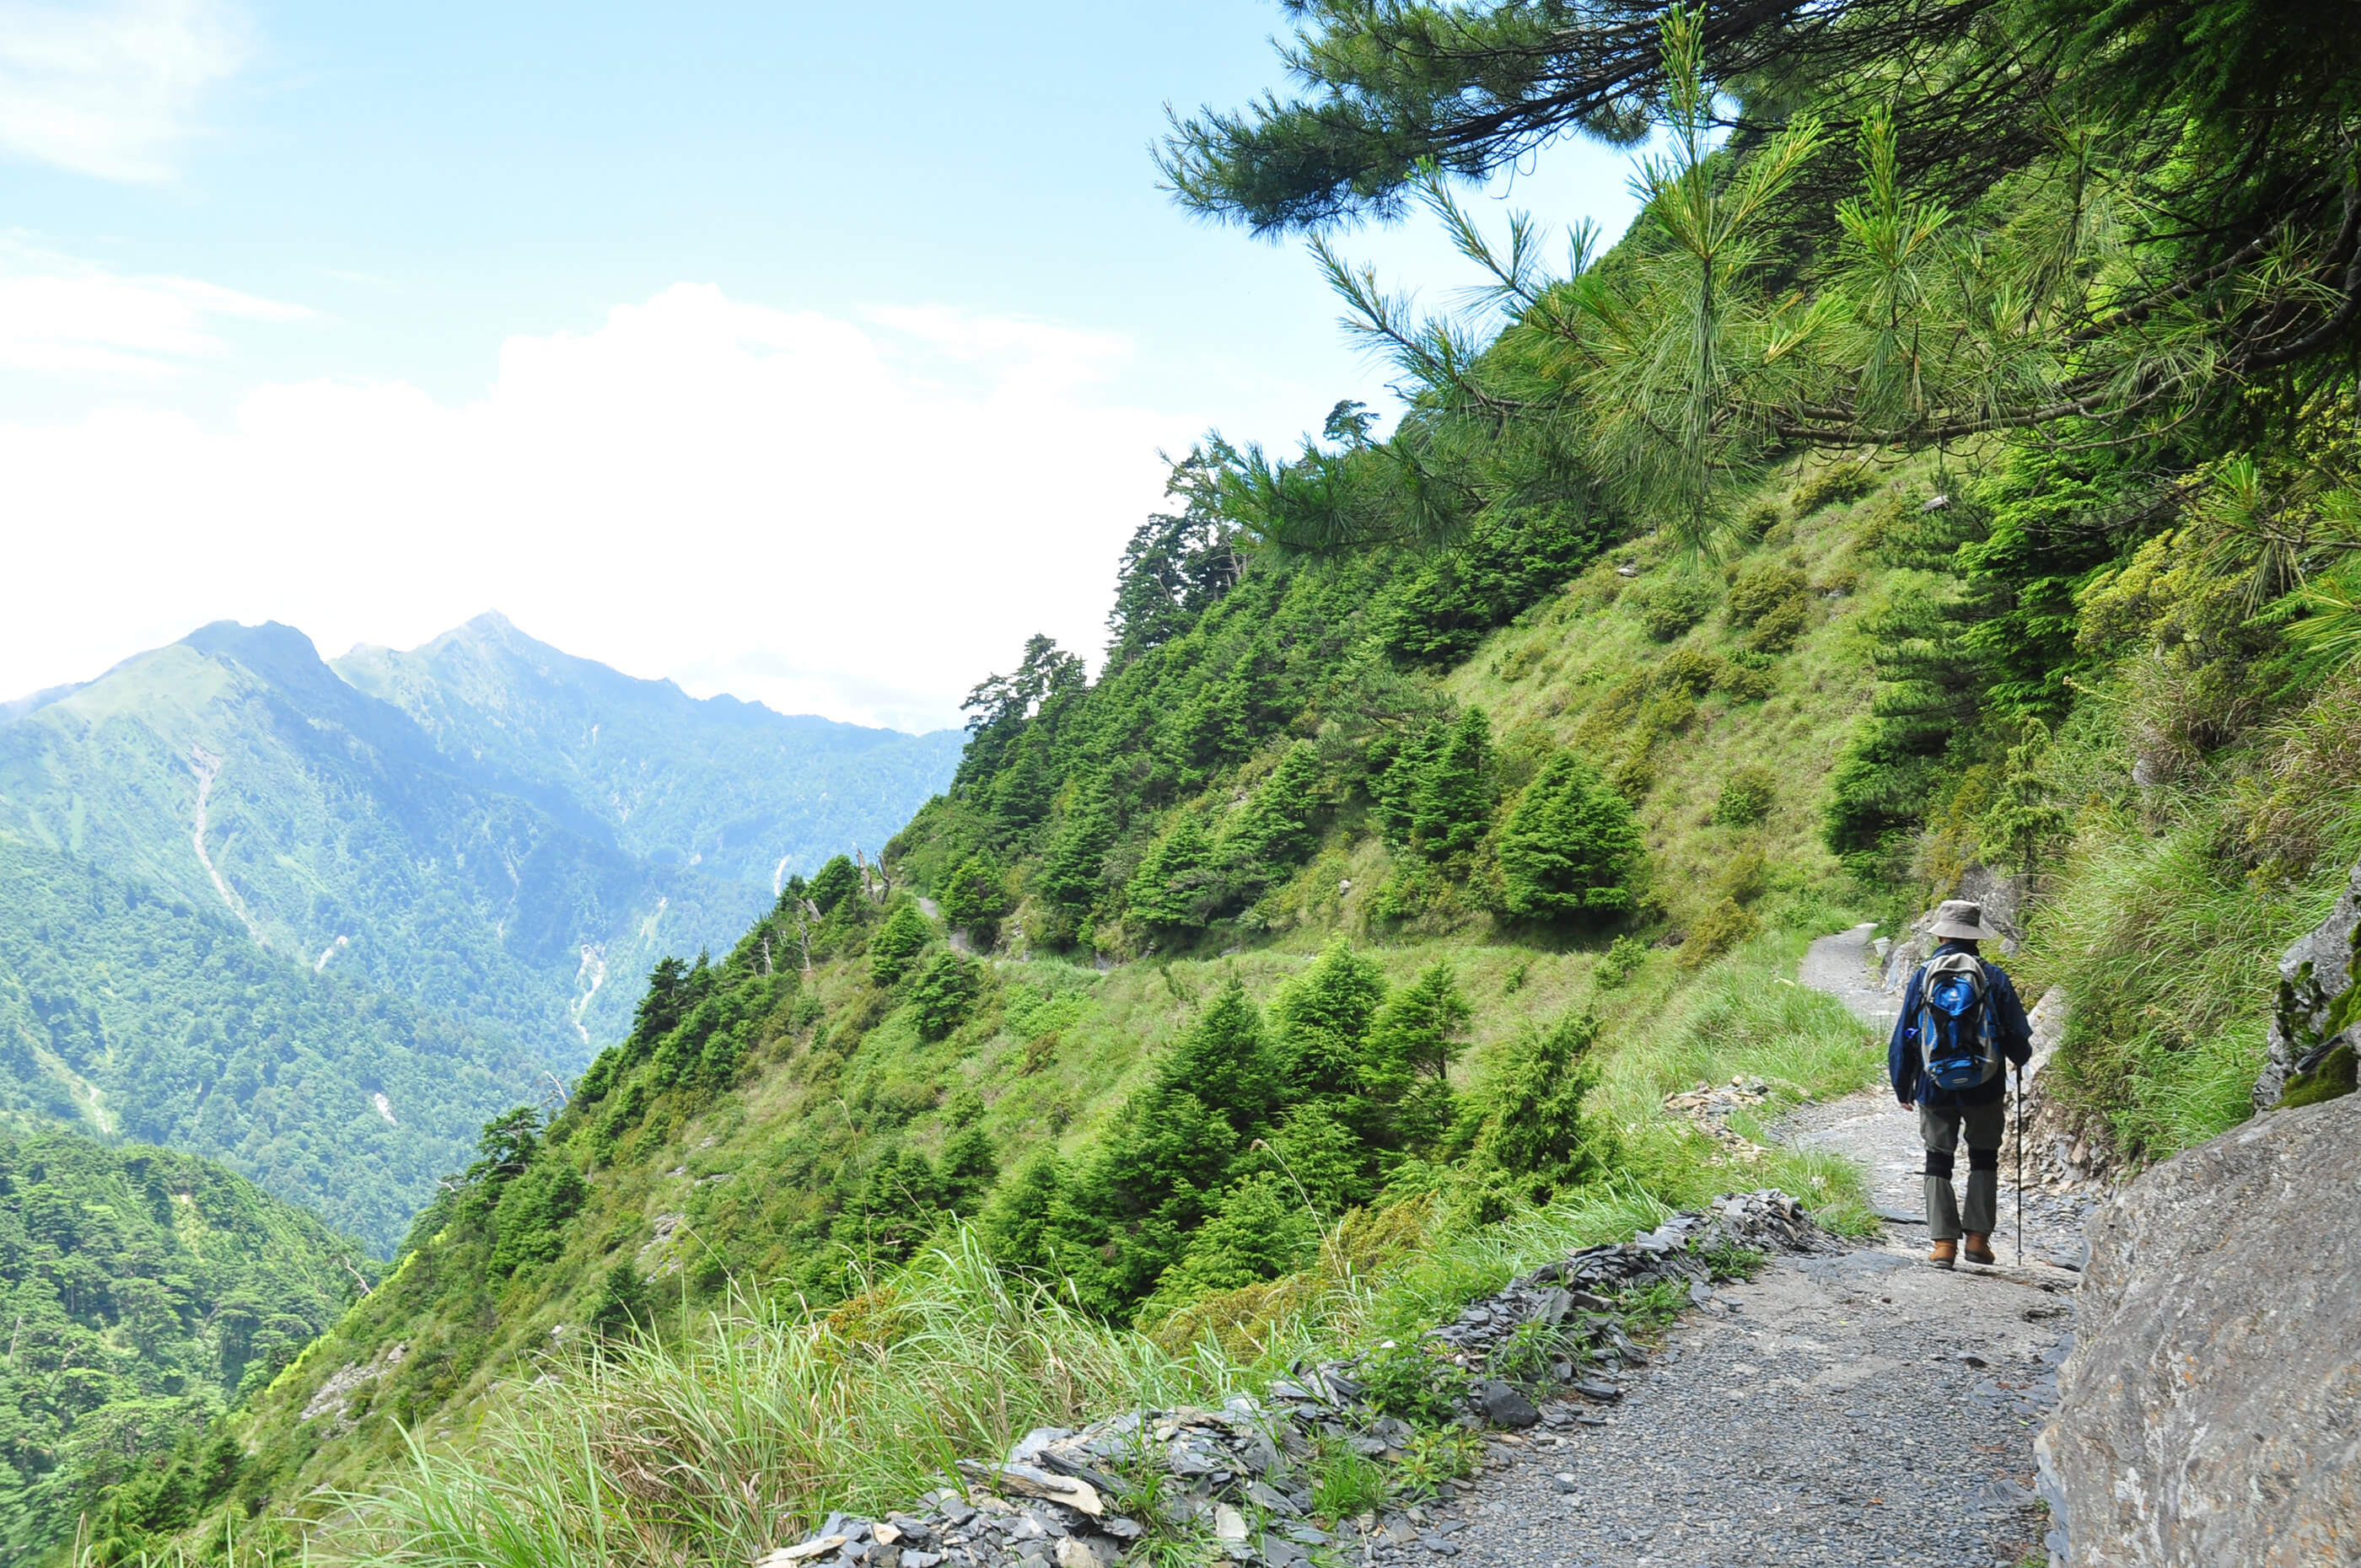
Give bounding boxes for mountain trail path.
[1379,926,2086,1568]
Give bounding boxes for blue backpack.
[1917,951,2003,1092]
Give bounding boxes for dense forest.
[0,1133,372,1565]
[94,0,2361,1561]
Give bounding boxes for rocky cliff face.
[2036,1091,2361,1567]
[2253,856,2361,1113]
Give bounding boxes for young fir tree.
[937,1122,999,1215]
[1498,752,1647,917]
[1468,1010,1614,1202]
[938,855,1012,939]
[806,855,862,915]
[833,1147,945,1263]
[1141,1173,1320,1318]
[1039,781,1117,937]
[978,1151,1064,1271]
[869,903,933,986]
[1155,978,1283,1133]
[1057,1086,1241,1314]
[1224,740,1326,873]
[1269,940,1388,1107]
[1364,961,1471,1154]
[906,951,982,1041]
[1126,814,1217,930]
[1410,707,1498,862]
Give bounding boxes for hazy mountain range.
[0,615,960,1248]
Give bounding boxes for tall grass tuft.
[328,1233,1223,1568]
[2027,811,2338,1161]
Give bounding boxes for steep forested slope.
[0,840,539,1249]
[0,1130,372,1565]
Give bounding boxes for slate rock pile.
[1660,1077,1773,1161]
[751,1191,1826,1568]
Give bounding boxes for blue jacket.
[1889,942,2034,1108]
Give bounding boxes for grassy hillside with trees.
[0,1132,372,1565]
[108,0,2361,1560]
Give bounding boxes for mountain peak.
[182,619,327,667]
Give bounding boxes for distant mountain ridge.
[336,612,964,890]
[0,616,962,1249]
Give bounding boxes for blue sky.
[1,0,1648,728]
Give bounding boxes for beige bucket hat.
[1928,899,2001,941]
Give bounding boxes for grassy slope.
[189,457,1907,1555]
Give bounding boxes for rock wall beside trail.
[1878,861,2029,994]
[2005,990,2124,1191]
[2253,854,2361,1113]
[2035,1092,2361,1568]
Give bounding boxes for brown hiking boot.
[1963,1232,1997,1266]
[1928,1238,1957,1270]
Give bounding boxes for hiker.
[1889,900,2033,1269]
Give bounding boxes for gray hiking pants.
[1920,1101,2004,1241]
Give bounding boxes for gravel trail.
[1387,926,2082,1568]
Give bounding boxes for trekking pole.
[2014,1062,2025,1267]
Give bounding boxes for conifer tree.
[1142,1173,1320,1314]
[978,1151,1064,1270]
[1223,739,1326,875]
[1156,979,1282,1134]
[938,856,1011,939]
[1411,707,1498,862]
[869,903,933,986]
[937,1122,999,1215]
[1498,753,1647,917]
[1365,962,1471,1153]
[906,951,981,1041]
[1270,940,1388,1105]
[1126,814,1217,930]
[807,856,861,915]
[1058,1086,1240,1313]
[1469,1010,1613,1202]
[1261,1098,1375,1211]
[1039,781,1116,934]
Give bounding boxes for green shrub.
[869,904,933,986]
[1791,464,1875,516]
[1498,754,1646,919]
[1631,574,1716,641]
[1713,656,1777,701]
[1358,1339,1467,1425]
[1726,561,1809,628]
[906,952,982,1041]
[1595,933,1648,989]
[1654,647,1721,697]
[1678,899,1761,969]
[1714,766,1777,826]
[1745,593,1811,652]
[939,856,1011,937]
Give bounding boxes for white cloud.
[0,282,1197,730]
[0,0,249,181]
[0,245,309,375]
